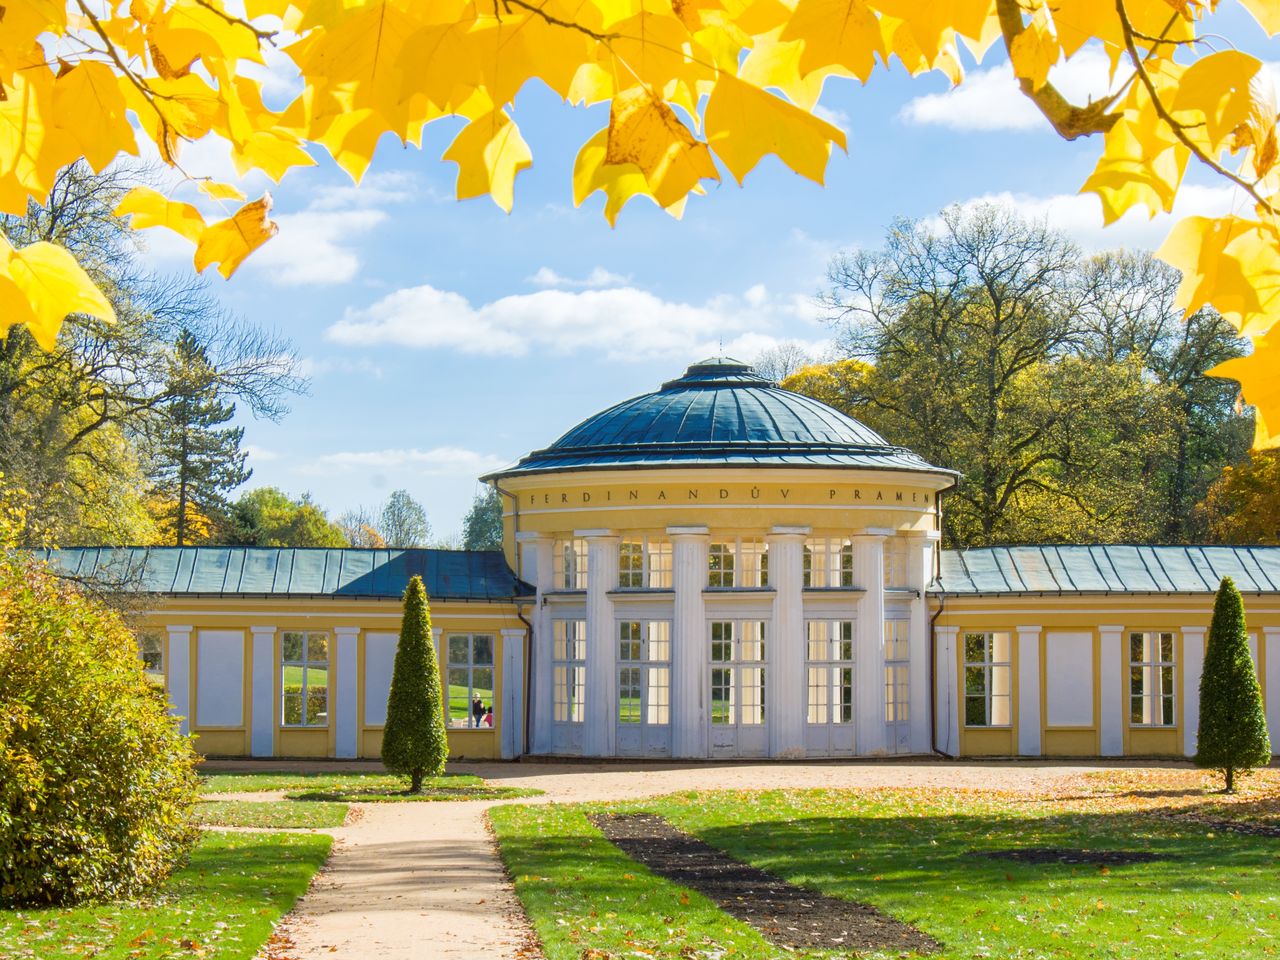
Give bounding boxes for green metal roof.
[35,547,534,601]
[486,358,954,479]
[937,545,1280,595]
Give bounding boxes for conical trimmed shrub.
[381,576,448,792]
[1196,576,1270,792]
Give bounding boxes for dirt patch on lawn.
[977,848,1171,866]
[592,813,940,956]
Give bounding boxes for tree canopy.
[4,2,1280,448]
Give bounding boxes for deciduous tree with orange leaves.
[3,1,1280,446]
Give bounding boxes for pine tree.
[151,330,250,545]
[381,575,448,792]
[1195,576,1271,792]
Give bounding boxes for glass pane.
[282,632,304,662]
[472,667,494,707]
[990,693,1011,726]
[1160,633,1174,662]
[1130,632,1144,662]
[965,665,987,696]
[964,633,987,663]
[1161,695,1175,726]
[306,633,328,662]
[305,685,328,726]
[1130,695,1144,725]
[711,668,732,724]
[282,693,303,725]
[473,635,494,666]
[447,667,469,725]
[965,696,987,726]
[1161,665,1174,695]
[449,635,469,665]
[991,632,1011,664]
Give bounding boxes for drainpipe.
[929,487,954,758]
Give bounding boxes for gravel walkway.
[252,759,1114,960]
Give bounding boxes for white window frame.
[804,538,855,588]
[963,631,1012,728]
[618,537,673,590]
[553,538,588,590]
[553,620,586,723]
[708,537,768,588]
[137,629,165,677]
[883,620,910,725]
[281,630,329,728]
[446,633,496,729]
[709,620,766,725]
[805,620,855,725]
[1130,631,1176,728]
[617,620,671,725]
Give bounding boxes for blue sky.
[140,9,1277,540]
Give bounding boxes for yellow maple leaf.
[1008,2,1059,91]
[443,110,533,213]
[1210,329,1280,449]
[705,71,847,184]
[198,181,247,202]
[115,186,208,244]
[780,0,884,83]
[574,127,689,225]
[0,236,115,349]
[51,62,137,172]
[193,195,279,279]
[605,88,719,209]
[1240,0,1280,35]
[1171,50,1262,153]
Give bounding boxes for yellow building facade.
[50,358,1280,761]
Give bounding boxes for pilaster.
[1266,628,1280,756]
[1016,625,1042,756]
[582,531,619,757]
[333,626,360,759]
[500,627,527,759]
[1182,626,1207,758]
[905,529,938,753]
[669,525,709,758]
[518,533,554,754]
[766,526,807,758]
[249,625,276,757]
[934,625,960,756]
[853,530,888,755]
[166,625,193,736]
[1098,625,1124,756]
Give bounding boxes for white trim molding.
[333,626,360,759]
[1098,625,1124,756]
[249,625,276,757]
[1016,626,1042,757]
[1182,626,1208,758]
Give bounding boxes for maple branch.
[499,0,619,41]
[1115,0,1274,215]
[193,0,278,46]
[995,0,1120,140]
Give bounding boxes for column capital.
[515,531,552,544]
[904,528,943,541]
[1181,625,1207,637]
[1016,625,1043,635]
[768,524,810,538]
[249,624,276,635]
[1263,626,1280,638]
[500,626,527,640]
[935,624,960,638]
[1098,624,1125,635]
[166,624,193,635]
[334,625,361,638]
[853,527,892,541]
[575,528,617,540]
[667,524,709,538]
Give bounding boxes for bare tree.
[754,341,815,382]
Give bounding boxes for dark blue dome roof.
[488,358,950,478]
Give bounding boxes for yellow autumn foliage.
[1,0,1279,446]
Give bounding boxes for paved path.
[247,759,1130,960]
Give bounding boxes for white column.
[766,526,807,758]
[500,627,527,760]
[517,533,554,754]
[333,626,360,759]
[250,625,276,757]
[1266,628,1280,756]
[1016,625,1042,756]
[905,530,938,754]
[1182,626,1207,758]
[166,625,193,736]
[670,525,709,759]
[935,625,960,756]
[1099,625,1124,756]
[582,530,619,757]
[853,529,888,755]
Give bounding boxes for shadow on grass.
[289,786,541,803]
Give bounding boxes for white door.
[708,621,768,758]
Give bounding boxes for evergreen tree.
[151,330,250,545]
[1196,576,1271,792]
[381,575,447,792]
[462,487,504,550]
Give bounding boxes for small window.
[553,620,586,723]
[708,538,768,588]
[806,621,855,725]
[884,621,911,724]
[553,538,588,590]
[282,631,329,727]
[447,634,496,729]
[804,539,856,588]
[137,630,165,677]
[963,631,1011,727]
[1130,631,1175,727]
[618,537,673,589]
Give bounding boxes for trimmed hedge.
[381,575,448,792]
[0,555,200,905]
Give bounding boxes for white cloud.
[244,444,280,462]
[301,446,509,477]
[900,47,1127,132]
[296,356,385,379]
[325,283,831,361]
[938,183,1239,251]
[527,266,632,288]
[251,208,388,286]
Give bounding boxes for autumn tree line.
[0,164,503,552]
[768,205,1264,548]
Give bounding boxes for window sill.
[703,587,775,596]
[608,589,676,600]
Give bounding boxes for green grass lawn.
[0,830,330,960]
[491,788,1280,960]
[202,771,541,802]
[193,799,350,828]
